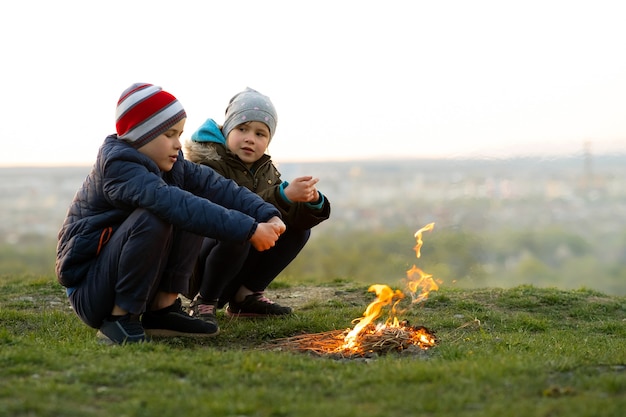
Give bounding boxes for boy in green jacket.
[184,88,330,328]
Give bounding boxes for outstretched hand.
[284,176,320,203]
[249,216,286,251]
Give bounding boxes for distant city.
[1,153,625,246]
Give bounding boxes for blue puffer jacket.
[55,135,280,288]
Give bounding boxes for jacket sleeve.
[180,159,280,222]
[102,157,279,242]
[274,189,331,230]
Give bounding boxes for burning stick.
[265,325,436,358]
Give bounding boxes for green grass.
[1,274,625,417]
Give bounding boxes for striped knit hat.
[115,83,186,148]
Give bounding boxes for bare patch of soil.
[266,284,367,309]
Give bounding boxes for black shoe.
[226,292,293,318]
[142,298,219,337]
[97,314,147,345]
[189,296,220,331]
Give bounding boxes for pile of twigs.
[263,324,437,358]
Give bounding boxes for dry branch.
[263,324,437,358]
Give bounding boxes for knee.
[216,239,250,256]
[132,208,172,240]
[197,238,249,259]
[285,228,311,245]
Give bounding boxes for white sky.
[1,0,625,166]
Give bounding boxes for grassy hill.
[1,274,624,417]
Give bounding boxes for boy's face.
[226,121,270,167]
[138,118,186,171]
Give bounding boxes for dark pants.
[193,227,310,307]
[69,209,203,329]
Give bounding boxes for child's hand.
[249,219,284,251]
[284,176,320,203]
[267,216,286,234]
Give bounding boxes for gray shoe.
[189,296,220,331]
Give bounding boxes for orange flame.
[341,223,440,352]
[413,222,434,258]
[405,265,439,304]
[343,284,404,350]
[407,223,439,303]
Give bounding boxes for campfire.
[268,223,440,358]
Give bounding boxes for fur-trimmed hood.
[184,118,226,164]
[184,138,222,165]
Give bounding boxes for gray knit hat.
[221,87,277,140]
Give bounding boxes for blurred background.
[1,1,624,294]
[2,150,625,295]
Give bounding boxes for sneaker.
[226,292,293,318]
[142,298,219,337]
[96,314,147,345]
[189,296,220,330]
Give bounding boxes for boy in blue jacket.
[56,83,285,345]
